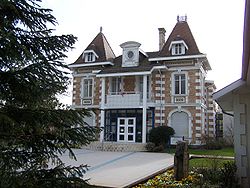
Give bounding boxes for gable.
[159,20,201,57]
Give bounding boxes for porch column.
[100,77,105,142]
[142,75,147,143]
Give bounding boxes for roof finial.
[177,15,187,22]
[100,26,103,33]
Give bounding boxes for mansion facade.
[69,17,216,146]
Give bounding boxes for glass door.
[117,117,136,142]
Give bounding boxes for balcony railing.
[106,91,141,108]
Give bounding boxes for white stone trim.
[196,126,201,130]
[196,120,201,123]
[196,133,202,137]
[155,113,165,117]
[196,93,201,96]
[155,119,165,123]
[155,87,165,91]
[156,80,165,84]
[156,93,165,97]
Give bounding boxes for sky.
[41,0,245,105]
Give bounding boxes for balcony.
[105,92,141,108]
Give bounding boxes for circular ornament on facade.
[127,51,134,59]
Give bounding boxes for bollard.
[174,141,189,180]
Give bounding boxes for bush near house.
[203,136,230,150]
[134,161,239,188]
[147,126,175,151]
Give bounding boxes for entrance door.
[117,117,136,142]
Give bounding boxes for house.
[69,16,215,151]
[213,0,250,186]
[215,112,234,145]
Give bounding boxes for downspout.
[158,69,163,126]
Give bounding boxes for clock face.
[127,51,134,59]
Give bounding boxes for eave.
[68,61,114,68]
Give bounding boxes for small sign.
[170,137,184,145]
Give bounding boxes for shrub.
[145,142,155,151]
[220,161,239,187]
[203,136,223,150]
[149,126,175,147]
[192,161,239,188]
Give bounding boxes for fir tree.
[0,0,98,187]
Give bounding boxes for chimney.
[158,28,166,51]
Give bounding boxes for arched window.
[171,111,189,138]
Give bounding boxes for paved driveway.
[61,149,174,188]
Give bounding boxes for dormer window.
[83,50,99,62]
[87,52,94,62]
[169,40,188,56]
[174,43,182,55]
[120,41,141,67]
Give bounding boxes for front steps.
[82,141,147,152]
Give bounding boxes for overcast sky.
[41,0,245,105]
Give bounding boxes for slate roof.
[98,52,159,75]
[159,20,201,57]
[71,19,207,74]
[71,32,116,65]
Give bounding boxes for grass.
[165,147,235,169]
[166,147,234,157]
[189,158,232,168]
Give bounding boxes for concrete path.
[60,149,174,188]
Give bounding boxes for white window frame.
[86,52,95,62]
[169,40,188,55]
[83,50,99,62]
[172,72,188,96]
[81,78,94,98]
[110,77,122,95]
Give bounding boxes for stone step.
[82,141,147,152]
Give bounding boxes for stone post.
[174,141,189,180]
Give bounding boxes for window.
[174,44,182,55]
[174,74,186,95]
[111,77,121,94]
[169,40,188,55]
[82,78,93,98]
[139,76,150,99]
[85,52,95,62]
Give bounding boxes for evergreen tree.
[0,0,98,187]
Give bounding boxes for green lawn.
[166,147,235,169]
[189,158,233,168]
[167,147,234,157]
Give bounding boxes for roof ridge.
[101,32,116,59]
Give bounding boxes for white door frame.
[117,117,136,142]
